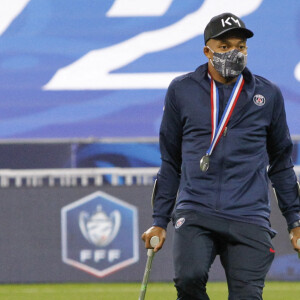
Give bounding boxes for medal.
[200,73,244,172]
[200,155,210,172]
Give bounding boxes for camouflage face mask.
[207,46,247,78]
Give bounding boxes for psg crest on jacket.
[253,94,266,106]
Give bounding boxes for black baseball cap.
[204,12,254,44]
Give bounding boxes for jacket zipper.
[223,127,228,136]
[216,127,228,211]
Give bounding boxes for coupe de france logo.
[61,191,139,277]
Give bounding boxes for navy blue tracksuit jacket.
[153,63,300,231]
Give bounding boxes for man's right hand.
[141,226,166,253]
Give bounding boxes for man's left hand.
[289,227,300,253]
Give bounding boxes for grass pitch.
[0,281,299,300]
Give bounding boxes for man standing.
[142,12,300,299]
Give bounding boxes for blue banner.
[0,1,299,138]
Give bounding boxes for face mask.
[207,46,247,78]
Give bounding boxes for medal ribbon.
[206,73,244,156]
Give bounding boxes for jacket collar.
[190,63,255,88]
[189,63,257,126]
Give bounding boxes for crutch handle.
[139,236,160,300]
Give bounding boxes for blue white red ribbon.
[206,73,244,156]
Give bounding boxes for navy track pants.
[172,209,275,300]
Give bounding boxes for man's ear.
[203,46,211,59]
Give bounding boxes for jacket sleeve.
[152,81,182,229]
[267,86,300,228]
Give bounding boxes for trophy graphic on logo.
[79,206,121,247]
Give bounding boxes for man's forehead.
[214,36,247,43]
[216,30,247,41]
[207,34,247,45]
[207,29,248,45]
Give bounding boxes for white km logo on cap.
[221,17,241,28]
